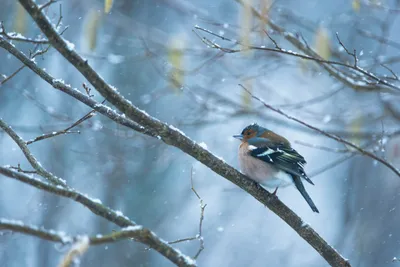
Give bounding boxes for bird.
[233,123,319,213]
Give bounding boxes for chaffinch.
[233,123,319,213]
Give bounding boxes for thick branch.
[14,0,351,266]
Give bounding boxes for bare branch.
[232,0,400,94]
[0,22,49,44]
[357,29,400,51]
[0,167,196,267]
[192,28,241,53]
[26,110,95,145]
[26,130,80,145]
[381,64,399,80]
[276,85,344,109]
[38,0,58,11]
[0,218,196,249]
[167,167,206,259]
[294,140,350,153]
[335,33,358,67]
[195,25,399,93]
[83,83,94,97]
[0,218,73,244]
[0,118,67,186]
[263,29,280,49]
[308,153,356,178]
[10,164,37,174]
[0,65,25,85]
[190,167,206,259]
[29,44,51,59]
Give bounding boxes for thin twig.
[38,0,58,11]
[263,29,280,49]
[55,4,63,29]
[208,2,400,93]
[26,130,80,145]
[26,110,95,145]
[0,22,49,44]
[29,45,51,59]
[168,167,206,259]
[309,153,356,178]
[335,33,358,67]
[190,167,206,259]
[83,83,94,97]
[0,65,25,86]
[381,64,399,80]
[0,118,67,186]
[276,86,344,109]
[10,164,37,174]
[294,140,350,153]
[357,28,400,51]
[168,237,197,244]
[196,25,398,93]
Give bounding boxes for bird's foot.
[268,187,279,200]
[272,187,279,195]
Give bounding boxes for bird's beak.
[233,134,243,140]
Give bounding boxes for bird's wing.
[248,137,314,185]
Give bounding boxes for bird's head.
[233,123,266,142]
[233,123,290,146]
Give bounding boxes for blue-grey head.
[233,123,290,146]
[233,123,267,142]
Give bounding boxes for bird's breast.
[238,143,293,188]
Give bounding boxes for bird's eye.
[247,131,251,135]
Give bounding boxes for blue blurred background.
[1,0,400,266]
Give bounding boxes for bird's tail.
[292,175,319,213]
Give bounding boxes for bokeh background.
[1,0,400,266]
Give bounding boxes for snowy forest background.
[1,0,400,266]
